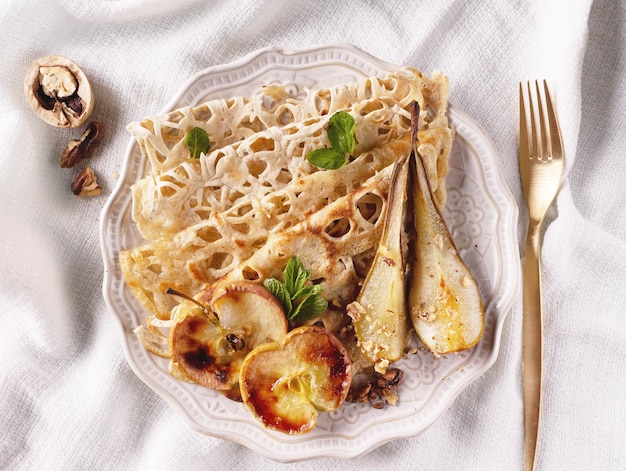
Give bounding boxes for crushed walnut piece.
[346,301,365,322]
[374,358,389,374]
[346,368,404,409]
[412,303,437,323]
[71,166,102,197]
[60,121,104,168]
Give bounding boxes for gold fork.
[519,80,564,471]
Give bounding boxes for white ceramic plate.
[100,44,520,462]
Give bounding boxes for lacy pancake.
[121,67,453,321]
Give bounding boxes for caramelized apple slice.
[239,325,352,434]
[349,150,410,370]
[407,102,484,354]
[170,281,288,391]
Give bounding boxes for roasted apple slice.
[407,102,485,354]
[239,325,352,434]
[170,281,288,392]
[348,147,410,371]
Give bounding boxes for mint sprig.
[185,127,211,159]
[306,111,356,169]
[263,256,328,323]
[327,110,356,154]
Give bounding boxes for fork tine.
[527,82,538,158]
[519,83,529,158]
[543,81,563,158]
[535,81,549,158]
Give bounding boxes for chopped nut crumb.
[346,382,374,403]
[445,305,456,317]
[346,301,365,322]
[374,358,389,374]
[433,233,444,250]
[412,304,436,323]
[380,387,399,406]
[462,274,472,288]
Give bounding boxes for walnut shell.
[24,55,94,128]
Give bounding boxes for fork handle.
[522,224,544,471]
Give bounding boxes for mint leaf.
[305,111,355,170]
[185,127,210,159]
[263,278,292,314]
[284,256,300,294]
[291,284,322,302]
[306,148,347,169]
[263,256,327,323]
[292,294,328,322]
[327,111,356,154]
[285,257,310,295]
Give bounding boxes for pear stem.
[410,101,420,143]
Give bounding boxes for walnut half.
[24,55,94,128]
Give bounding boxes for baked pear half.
[239,325,352,434]
[407,102,484,355]
[170,281,288,392]
[349,148,410,370]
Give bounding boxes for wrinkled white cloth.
[1,0,625,469]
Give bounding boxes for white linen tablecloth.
[1,0,625,469]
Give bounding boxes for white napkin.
[58,0,205,22]
[2,0,625,469]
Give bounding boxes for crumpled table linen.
[1,0,625,469]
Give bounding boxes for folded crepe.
[121,67,454,320]
[128,67,447,175]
